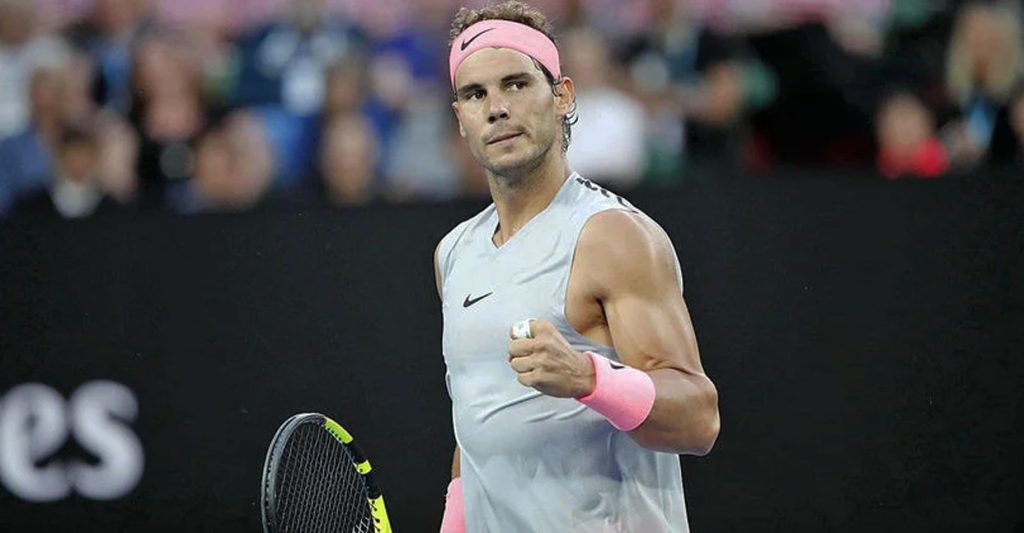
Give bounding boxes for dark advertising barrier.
[2,174,1022,532]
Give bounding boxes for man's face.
[321,118,376,203]
[452,48,568,181]
[59,142,98,184]
[29,69,62,119]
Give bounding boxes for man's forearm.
[629,369,719,455]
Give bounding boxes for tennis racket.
[261,413,392,533]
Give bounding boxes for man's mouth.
[487,132,522,145]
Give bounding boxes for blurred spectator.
[1,0,1019,219]
[128,33,206,207]
[622,0,777,180]
[50,126,103,217]
[95,109,140,204]
[231,0,365,188]
[694,0,891,35]
[364,50,415,158]
[173,111,275,213]
[221,111,275,207]
[362,0,453,80]
[382,93,462,202]
[66,0,153,114]
[324,57,369,117]
[0,64,66,215]
[233,0,363,113]
[825,4,888,59]
[13,125,120,219]
[874,1,948,101]
[170,125,228,213]
[352,24,461,202]
[62,53,100,125]
[939,1,1024,169]
[563,25,647,190]
[31,0,94,32]
[0,0,70,137]
[152,0,303,36]
[318,112,378,206]
[557,0,653,39]
[875,91,948,179]
[742,1,894,167]
[358,0,468,202]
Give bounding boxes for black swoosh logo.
[461,28,495,50]
[609,361,626,369]
[463,292,493,307]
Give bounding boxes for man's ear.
[553,76,575,119]
[452,101,466,137]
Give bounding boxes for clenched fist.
[508,319,596,398]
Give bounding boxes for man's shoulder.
[579,209,657,250]
[565,174,639,216]
[576,208,678,290]
[435,203,495,265]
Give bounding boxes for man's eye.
[510,81,528,90]
[469,90,485,100]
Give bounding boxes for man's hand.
[507,319,595,398]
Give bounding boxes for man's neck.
[488,155,571,248]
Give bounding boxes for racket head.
[261,413,391,533]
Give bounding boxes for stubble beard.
[481,133,556,188]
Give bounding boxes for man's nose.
[487,95,510,123]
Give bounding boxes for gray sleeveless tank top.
[437,173,689,532]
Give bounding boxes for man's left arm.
[508,210,719,455]
[585,210,719,455]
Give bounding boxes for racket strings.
[274,424,373,532]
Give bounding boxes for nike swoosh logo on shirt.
[463,292,493,307]
[461,28,496,50]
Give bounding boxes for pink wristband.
[576,352,656,431]
[440,477,465,533]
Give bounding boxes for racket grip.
[440,477,466,533]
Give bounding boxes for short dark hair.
[448,1,556,46]
[449,1,577,153]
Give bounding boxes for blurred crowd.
[1,0,1023,219]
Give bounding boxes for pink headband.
[448,20,561,90]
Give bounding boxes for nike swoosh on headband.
[461,28,496,50]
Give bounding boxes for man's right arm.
[451,445,460,478]
[434,243,443,299]
[437,243,465,532]
[436,242,458,478]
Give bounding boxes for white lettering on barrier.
[0,381,144,502]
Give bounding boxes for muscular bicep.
[580,210,705,377]
[605,285,703,375]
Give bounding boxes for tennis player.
[434,2,719,531]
